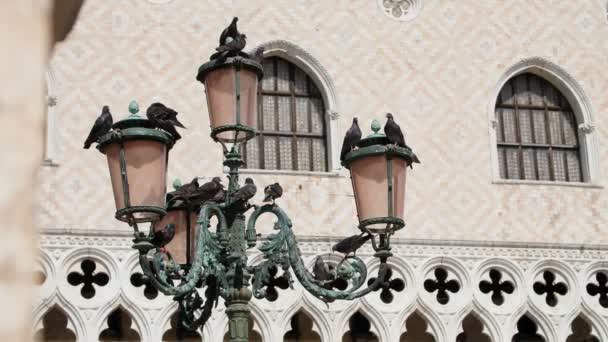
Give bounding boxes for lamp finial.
[128,101,140,116]
[371,119,381,134]
[173,178,182,190]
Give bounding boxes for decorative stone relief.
[33,233,608,341]
[377,0,422,22]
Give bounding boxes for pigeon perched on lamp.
[233,178,257,203]
[83,105,113,149]
[152,223,176,253]
[384,113,420,165]
[219,17,239,46]
[340,117,362,162]
[332,233,373,256]
[263,183,283,204]
[146,102,186,141]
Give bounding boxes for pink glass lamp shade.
[197,56,264,143]
[342,122,418,234]
[153,206,199,265]
[97,102,175,224]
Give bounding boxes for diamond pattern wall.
[38,0,607,244]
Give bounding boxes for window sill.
[234,168,346,178]
[492,179,603,189]
[41,159,59,167]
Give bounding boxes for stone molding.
[34,232,608,341]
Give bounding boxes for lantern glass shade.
[104,140,168,223]
[153,209,198,265]
[350,155,407,233]
[204,67,259,142]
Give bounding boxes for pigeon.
[146,102,185,141]
[384,113,406,147]
[339,117,362,162]
[332,233,373,256]
[263,183,283,204]
[252,46,265,63]
[83,105,113,149]
[167,177,199,203]
[146,102,186,128]
[384,113,421,166]
[312,256,332,282]
[189,177,224,204]
[152,223,176,252]
[211,188,226,202]
[211,33,247,61]
[219,17,239,46]
[232,177,257,203]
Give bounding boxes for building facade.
[34,1,608,341]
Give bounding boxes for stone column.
[0,1,82,340]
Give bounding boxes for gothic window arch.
[242,55,328,172]
[495,73,583,182]
[490,58,600,184]
[341,311,379,342]
[284,310,321,342]
[34,306,77,342]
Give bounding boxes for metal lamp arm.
[247,204,389,302]
[137,202,228,296]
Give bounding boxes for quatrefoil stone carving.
[424,268,460,305]
[479,269,514,305]
[67,259,109,299]
[587,272,608,308]
[533,270,567,307]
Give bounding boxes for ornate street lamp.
[97,101,175,226]
[92,19,418,342]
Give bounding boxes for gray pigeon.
[252,46,265,63]
[332,233,373,256]
[211,33,247,61]
[312,256,332,282]
[167,177,199,203]
[233,177,257,203]
[218,17,239,46]
[384,113,421,166]
[146,102,186,128]
[189,177,224,204]
[83,105,113,149]
[152,223,176,252]
[384,113,406,147]
[211,188,226,202]
[340,117,362,162]
[146,103,185,141]
[263,183,283,203]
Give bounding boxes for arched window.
[242,56,328,172]
[495,73,583,182]
[34,306,76,342]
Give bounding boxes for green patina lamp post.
[94,21,418,342]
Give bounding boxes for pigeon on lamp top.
[263,183,283,204]
[339,117,362,162]
[211,188,226,203]
[332,233,373,256]
[232,178,257,203]
[218,17,239,46]
[83,105,113,149]
[312,256,332,282]
[146,102,185,141]
[189,177,224,204]
[167,177,199,203]
[146,102,186,128]
[251,46,265,63]
[152,223,176,253]
[384,113,406,148]
[211,33,247,61]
